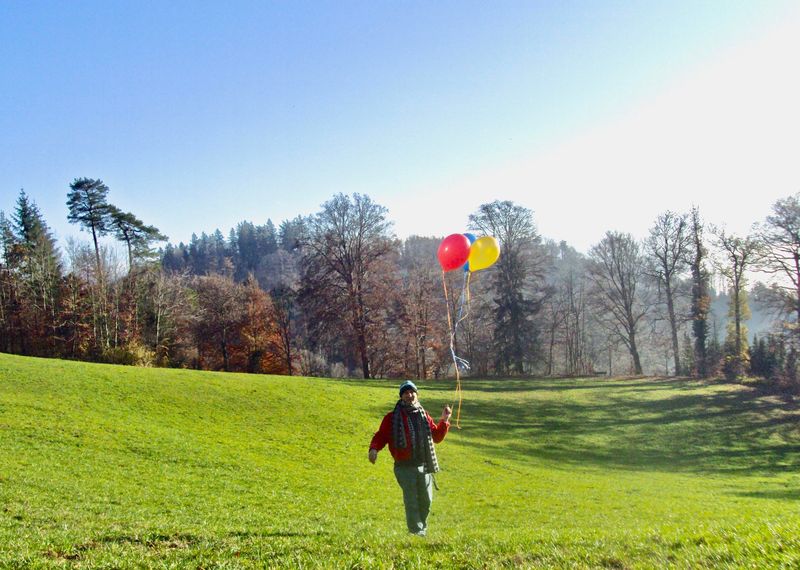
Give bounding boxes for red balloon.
[437,233,471,271]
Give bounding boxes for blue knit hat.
[399,380,418,397]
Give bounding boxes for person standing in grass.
[368,380,452,536]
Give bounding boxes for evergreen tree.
[66,178,113,275]
[108,206,167,271]
[13,190,46,247]
[162,243,186,272]
[749,334,764,377]
[211,229,229,274]
[10,190,62,354]
[469,200,550,375]
[279,216,307,252]
[0,212,16,266]
[0,211,20,353]
[769,334,786,380]
[188,233,212,275]
[262,219,279,255]
[688,207,711,377]
[234,221,259,280]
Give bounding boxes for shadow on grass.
[734,488,800,500]
[61,529,328,559]
[450,377,800,477]
[228,529,329,538]
[339,377,462,420]
[68,532,199,555]
[94,532,198,544]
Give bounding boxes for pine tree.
[67,178,117,350]
[262,219,279,255]
[67,178,113,275]
[108,206,166,271]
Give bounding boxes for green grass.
[1,352,799,568]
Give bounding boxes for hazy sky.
[2,1,799,253]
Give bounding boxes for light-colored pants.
[393,463,433,535]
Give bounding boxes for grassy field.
[1,352,799,568]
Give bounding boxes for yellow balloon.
[468,236,500,271]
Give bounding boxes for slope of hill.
[1,353,799,568]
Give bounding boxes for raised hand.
[441,405,452,423]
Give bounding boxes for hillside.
[1,353,799,568]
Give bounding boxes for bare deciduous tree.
[301,193,395,378]
[588,231,650,375]
[646,211,690,375]
[712,228,758,365]
[193,274,246,371]
[542,241,592,376]
[398,237,445,379]
[754,192,800,331]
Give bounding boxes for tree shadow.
[228,529,328,538]
[448,377,800,477]
[734,488,800,500]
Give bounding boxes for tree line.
[2,179,800,388]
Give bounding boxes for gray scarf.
[392,400,440,474]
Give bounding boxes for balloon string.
[456,271,471,328]
[453,271,472,428]
[442,270,470,429]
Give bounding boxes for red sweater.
[370,407,449,462]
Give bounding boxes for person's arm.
[429,405,452,443]
[368,412,392,463]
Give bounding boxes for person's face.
[401,389,418,405]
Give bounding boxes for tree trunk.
[125,238,133,274]
[285,334,293,376]
[221,328,229,371]
[794,253,800,332]
[351,288,370,379]
[665,281,680,375]
[91,225,102,278]
[357,329,370,378]
[420,334,427,380]
[629,329,643,375]
[155,306,162,354]
[733,278,742,356]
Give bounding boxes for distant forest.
[2,178,800,387]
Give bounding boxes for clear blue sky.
[2,1,798,253]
